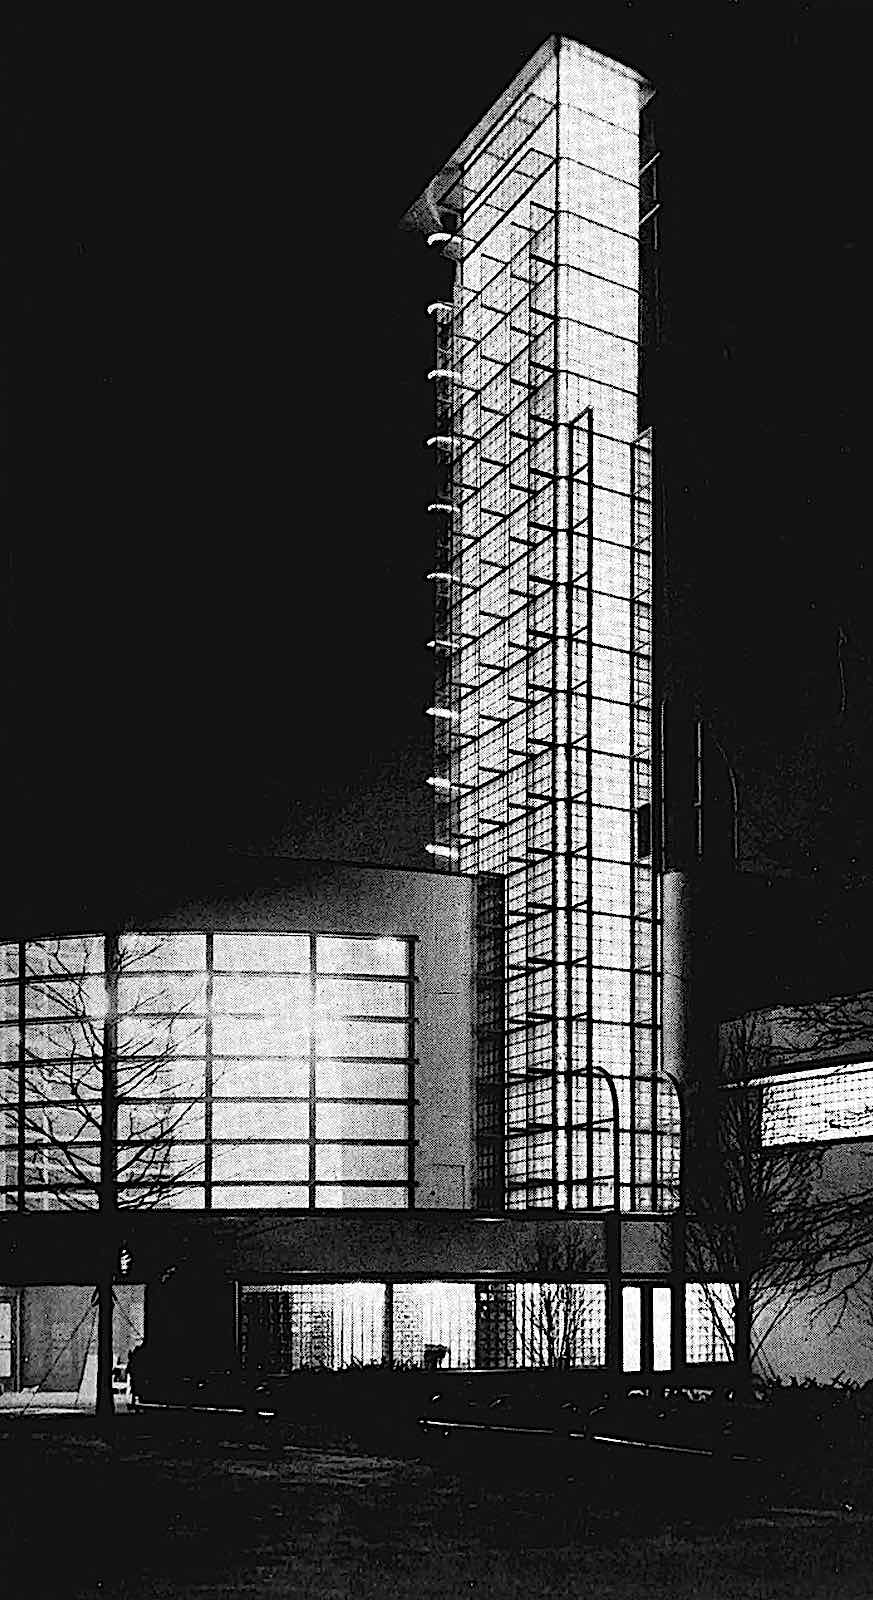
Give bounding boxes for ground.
[2,1415,872,1599]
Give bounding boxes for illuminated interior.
[758,1061,873,1147]
[414,38,679,1210]
[685,1282,735,1363]
[0,932,413,1210]
[239,1278,608,1371]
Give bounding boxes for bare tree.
[19,933,208,1423]
[683,1014,833,1385]
[511,1232,601,1370]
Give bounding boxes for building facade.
[408,36,679,1214]
[3,38,869,1402]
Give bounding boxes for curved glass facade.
[0,931,414,1210]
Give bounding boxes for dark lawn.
[1,1416,871,1599]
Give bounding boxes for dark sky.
[10,4,873,890]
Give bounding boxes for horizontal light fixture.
[426,638,459,651]
[426,502,456,514]
[425,706,458,721]
[426,232,454,247]
[426,301,453,317]
[425,435,457,448]
[426,776,454,791]
[425,843,459,859]
[425,570,458,584]
[426,368,462,382]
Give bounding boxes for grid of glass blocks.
[420,40,678,1210]
[240,1283,386,1370]
[685,1282,735,1364]
[0,932,414,1210]
[239,1279,609,1371]
[758,1061,873,1147]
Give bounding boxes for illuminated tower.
[406,37,679,1212]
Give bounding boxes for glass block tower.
[406,37,680,1212]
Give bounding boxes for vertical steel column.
[629,436,638,1210]
[204,932,213,1209]
[307,934,317,1210]
[584,408,595,1208]
[548,45,562,1209]
[16,943,25,1210]
[407,939,416,1209]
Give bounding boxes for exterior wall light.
[427,368,462,382]
[427,503,456,514]
[426,232,454,247]
[426,436,457,448]
[425,843,459,859]
[425,706,458,721]
[426,302,454,316]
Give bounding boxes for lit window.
[240,1283,385,1370]
[758,1062,873,1146]
[685,1283,734,1363]
[2,931,414,1213]
[393,1282,477,1368]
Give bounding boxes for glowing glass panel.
[758,1062,873,1146]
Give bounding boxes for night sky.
[10,4,873,893]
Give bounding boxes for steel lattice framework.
[411,38,680,1211]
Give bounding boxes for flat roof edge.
[401,35,653,233]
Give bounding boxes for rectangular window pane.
[622,1284,641,1371]
[119,1184,205,1210]
[119,934,206,972]
[393,1283,477,1369]
[316,937,409,977]
[117,1015,206,1057]
[212,934,309,973]
[23,1021,102,1063]
[212,1144,309,1183]
[685,1283,735,1363]
[316,1063,408,1100]
[315,1144,407,1182]
[211,974,309,1015]
[212,1185,308,1209]
[316,1103,407,1141]
[652,1285,672,1371]
[759,1062,873,1146]
[0,945,19,981]
[316,1019,409,1059]
[116,1102,205,1143]
[315,978,409,1017]
[21,978,106,1022]
[117,973,206,1015]
[315,1186,408,1208]
[212,1102,309,1142]
[511,1282,606,1368]
[213,1060,310,1099]
[24,939,105,978]
[212,1017,307,1058]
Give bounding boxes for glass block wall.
[0,932,414,1210]
[417,39,680,1209]
[239,1279,608,1371]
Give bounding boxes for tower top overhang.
[401,35,654,239]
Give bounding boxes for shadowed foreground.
[2,1416,871,1599]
